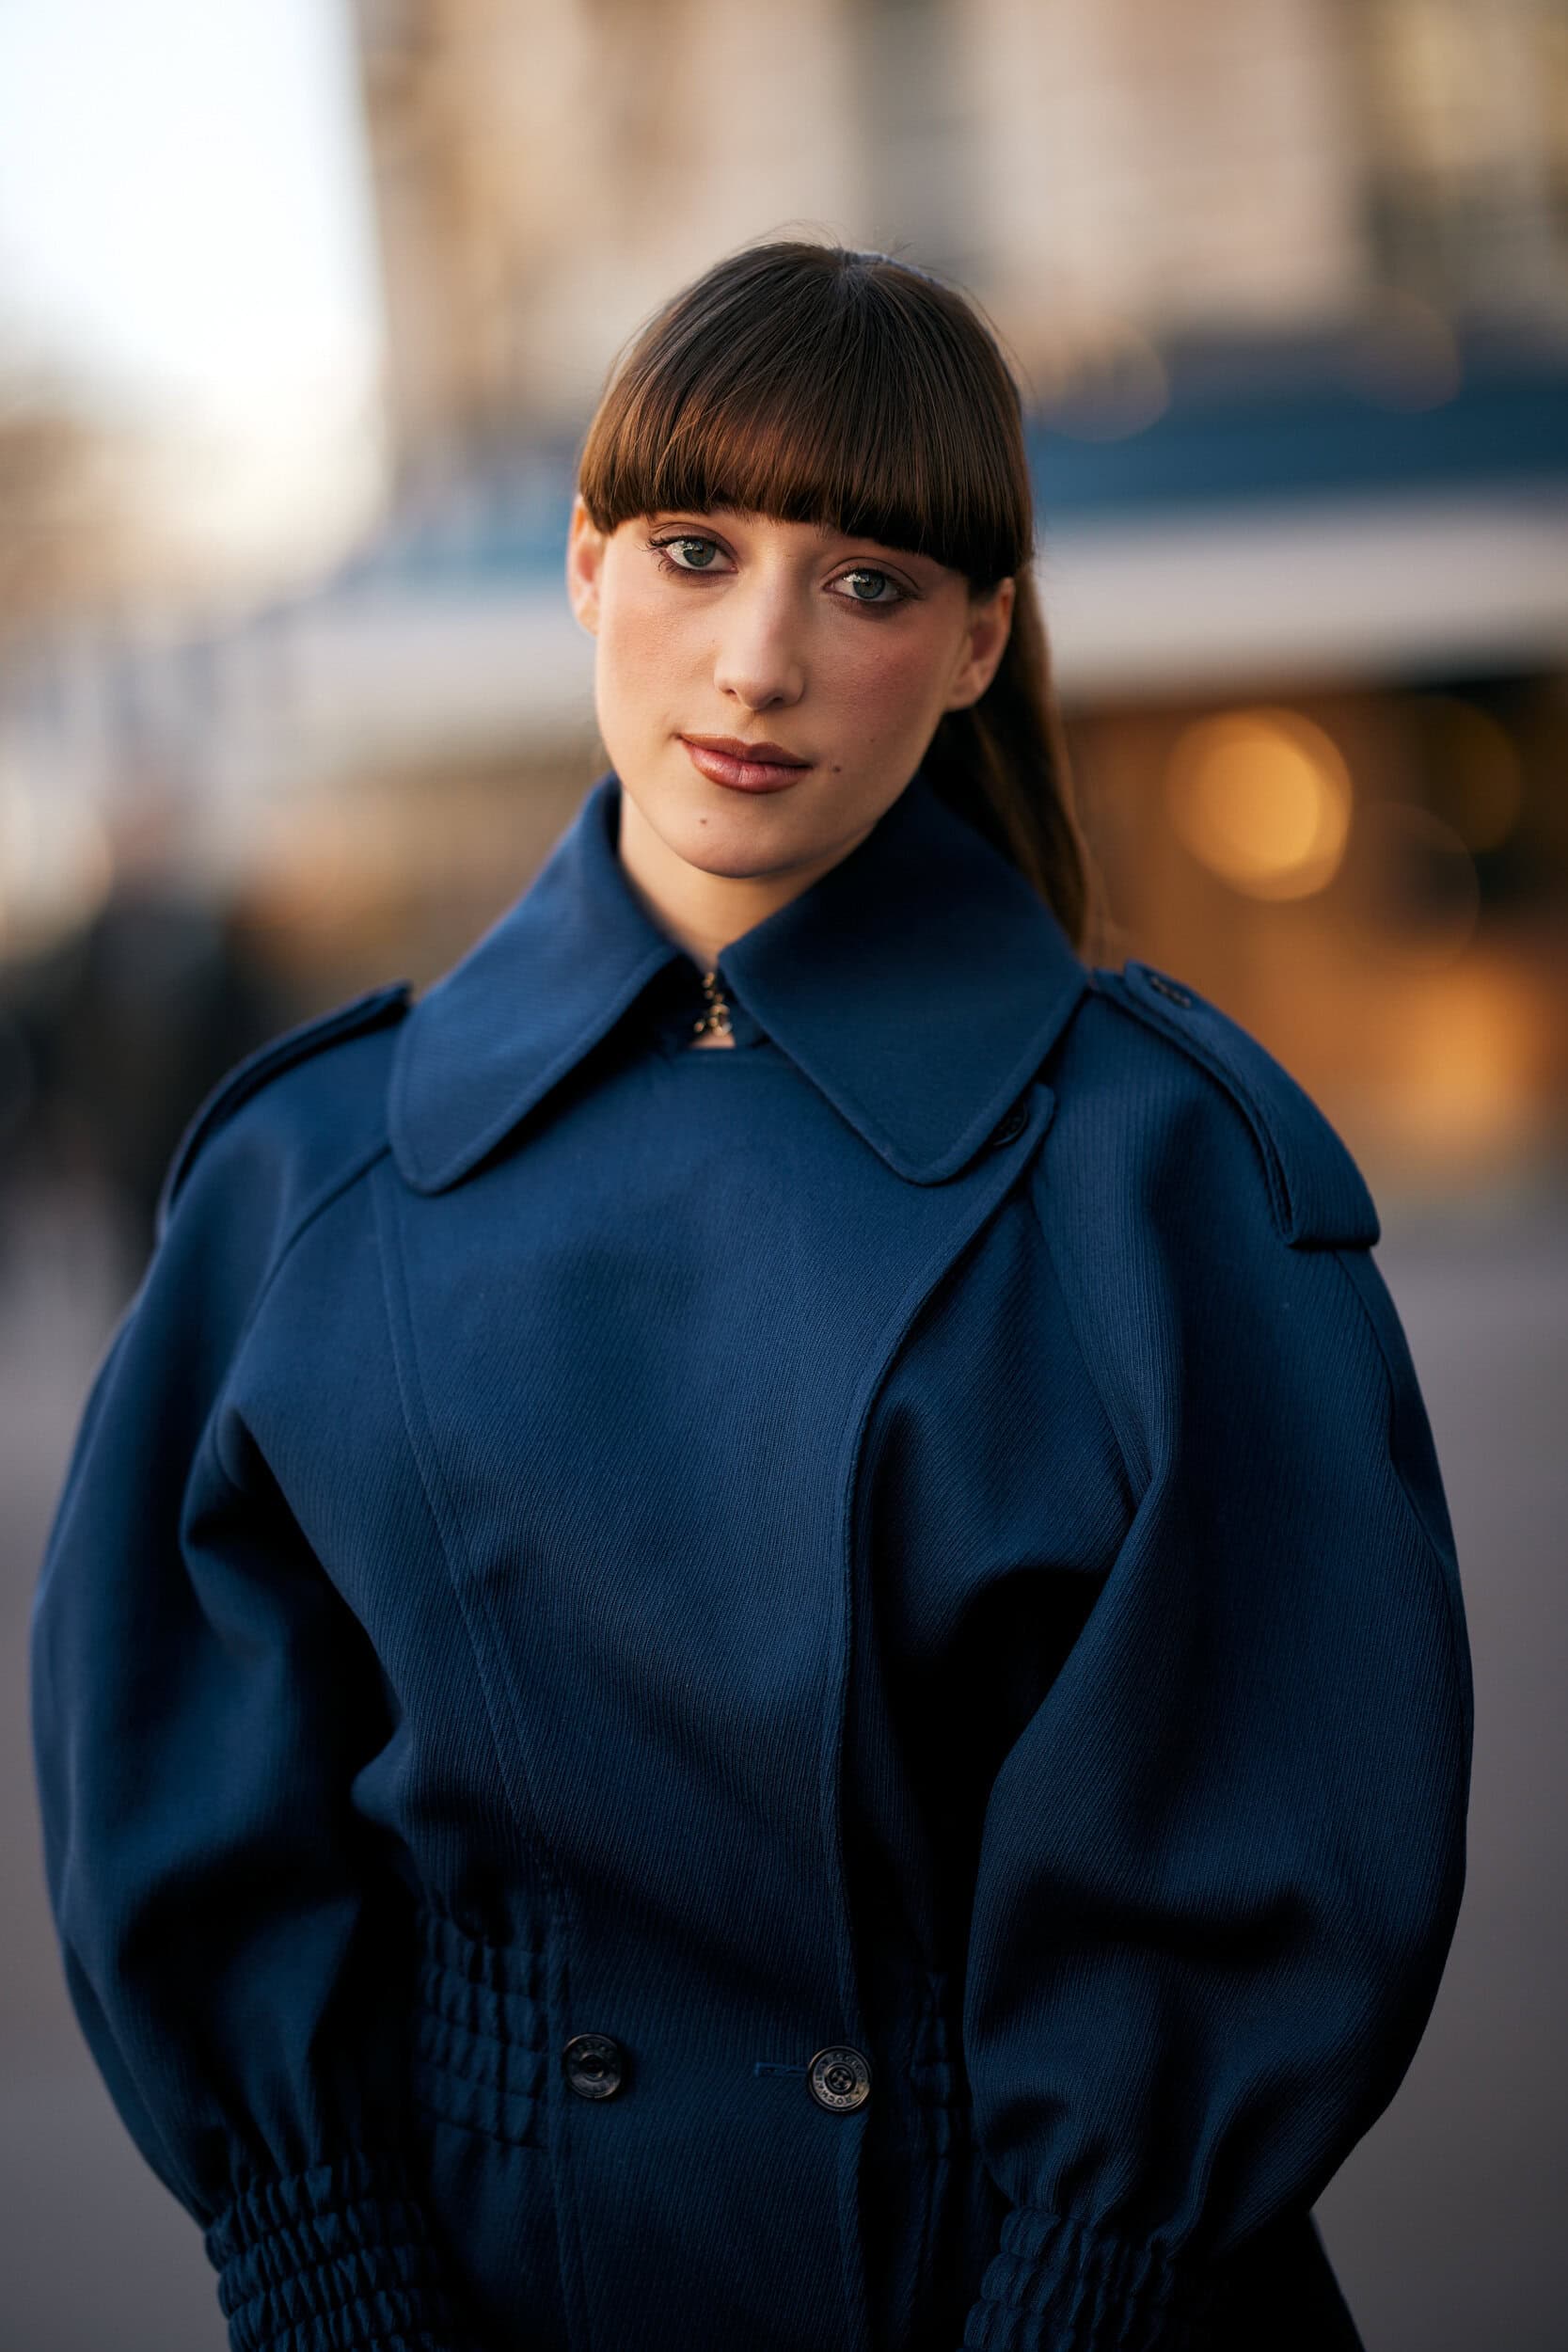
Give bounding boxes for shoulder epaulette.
[153,979,413,1243]
[1091,960,1379,1249]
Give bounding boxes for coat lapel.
[388,764,1088,1191]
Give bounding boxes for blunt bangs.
[576,245,1032,591]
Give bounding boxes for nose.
[711,577,806,713]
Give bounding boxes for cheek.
[598,577,697,700]
[827,618,951,736]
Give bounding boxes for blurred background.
[2,2,1565,2346]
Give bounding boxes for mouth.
[678,734,816,794]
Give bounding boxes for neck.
[613,783,871,969]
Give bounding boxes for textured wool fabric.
[29,766,1472,2352]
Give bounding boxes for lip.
[678,734,815,794]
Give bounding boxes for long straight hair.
[574,237,1098,955]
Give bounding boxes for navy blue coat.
[29,767,1473,2352]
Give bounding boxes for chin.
[684,785,853,874]
[668,804,808,879]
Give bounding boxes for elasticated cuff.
[958,2203,1212,2352]
[203,2150,478,2352]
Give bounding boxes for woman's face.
[566,498,1014,883]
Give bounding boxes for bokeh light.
[1163,707,1354,900]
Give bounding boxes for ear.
[566,496,608,635]
[942,575,1016,713]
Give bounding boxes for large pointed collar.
[388,763,1089,1191]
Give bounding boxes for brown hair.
[574,236,1099,955]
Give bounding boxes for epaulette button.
[989,1100,1029,1149]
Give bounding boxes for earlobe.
[945,584,1014,713]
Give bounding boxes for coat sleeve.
[28,1107,481,2352]
[953,1140,1473,2350]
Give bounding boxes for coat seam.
[208,1139,398,1493]
[1091,980,1296,1242]
[154,982,410,1244]
[1024,1166,1143,1525]
[367,1159,565,1899]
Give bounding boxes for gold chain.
[692,967,734,1041]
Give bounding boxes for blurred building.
[349,0,1568,456]
[2,0,1567,1200]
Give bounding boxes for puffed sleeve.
[28,1128,480,2352]
[953,1200,1473,2351]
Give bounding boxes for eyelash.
[644,532,911,611]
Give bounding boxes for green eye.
[837,569,905,607]
[648,533,722,572]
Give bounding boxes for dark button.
[563,2032,626,2099]
[989,1100,1029,1149]
[807,2043,872,2113]
[1144,969,1194,1008]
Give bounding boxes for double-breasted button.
[989,1100,1029,1149]
[807,2043,872,2112]
[563,2032,625,2099]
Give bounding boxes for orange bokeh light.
[1164,707,1354,899]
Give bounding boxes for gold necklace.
[692,966,734,1042]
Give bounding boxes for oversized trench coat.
[29,765,1473,2352]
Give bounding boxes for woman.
[30,240,1471,2352]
